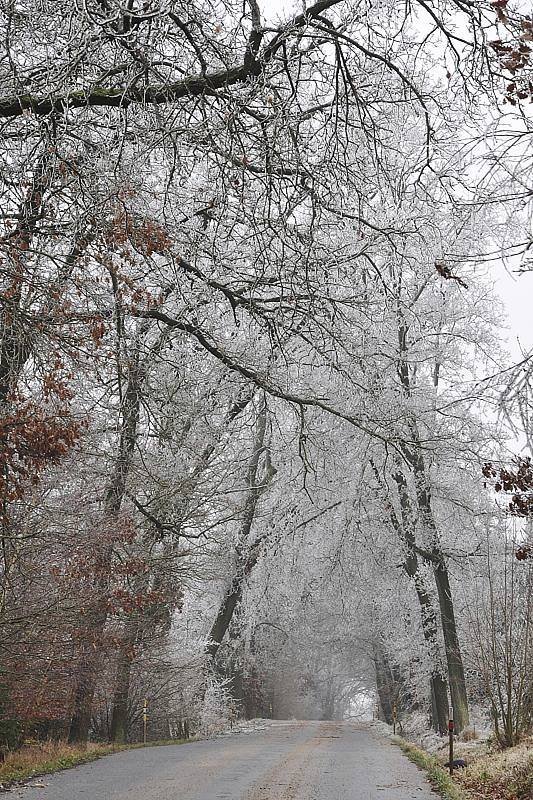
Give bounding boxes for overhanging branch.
[0,0,344,119]
[140,307,398,447]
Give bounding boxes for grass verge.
[453,737,533,800]
[0,738,187,789]
[393,737,472,800]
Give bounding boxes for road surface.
[17,721,439,800]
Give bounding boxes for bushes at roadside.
[0,680,23,758]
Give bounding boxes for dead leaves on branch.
[435,262,468,288]
[490,1,533,103]
[0,397,81,509]
[482,458,533,559]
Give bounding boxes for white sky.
[263,0,295,21]
[495,268,533,359]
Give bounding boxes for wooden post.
[448,705,454,776]
[143,698,148,745]
[392,703,397,735]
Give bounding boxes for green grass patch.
[393,737,473,800]
[0,738,188,789]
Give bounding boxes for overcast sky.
[495,267,533,359]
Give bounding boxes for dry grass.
[394,737,472,800]
[395,733,533,800]
[0,738,186,788]
[460,729,480,743]
[453,736,533,800]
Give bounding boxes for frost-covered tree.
[0,0,528,748]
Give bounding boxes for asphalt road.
[17,721,439,800]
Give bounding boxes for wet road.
[18,721,438,800]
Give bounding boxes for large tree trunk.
[109,558,161,744]
[67,615,107,745]
[432,553,470,732]
[109,618,138,744]
[388,465,449,734]
[373,643,395,724]
[413,574,450,734]
[321,683,336,722]
[69,345,144,745]
[395,323,469,732]
[407,447,470,732]
[206,400,274,664]
[206,585,244,662]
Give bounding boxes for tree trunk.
[432,554,470,732]
[109,618,138,743]
[321,683,335,721]
[69,341,144,745]
[206,585,244,662]
[67,669,95,744]
[206,400,274,663]
[406,448,469,731]
[373,643,394,724]
[396,322,469,732]
[389,465,449,734]
[68,609,108,745]
[414,577,450,734]
[109,655,133,744]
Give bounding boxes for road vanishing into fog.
[17,721,439,800]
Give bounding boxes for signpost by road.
[448,706,454,776]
